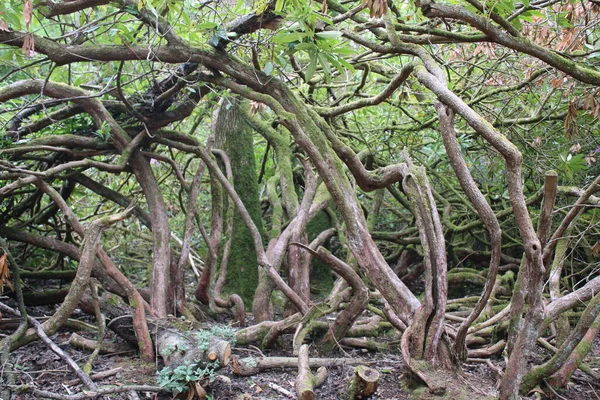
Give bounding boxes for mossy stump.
[347,365,379,399]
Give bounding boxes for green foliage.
[195,326,237,351]
[157,360,219,393]
[558,153,587,181]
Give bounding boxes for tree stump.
[347,365,379,399]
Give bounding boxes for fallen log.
[157,329,231,369]
[295,345,328,400]
[231,355,364,376]
[69,333,134,354]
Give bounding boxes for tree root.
[400,326,446,394]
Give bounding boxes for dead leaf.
[0,252,13,294]
[21,33,35,57]
[531,136,543,148]
[249,101,265,114]
[321,0,328,14]
[564,100,579,139]
[585,155,596,166]
[551,77,563,88]
[0,17,8,32]
[592,241,600,256]
[188,381,207,400]
[231,356,241,375]
[569,143,582,153]
[363,0,387,18]
[23,0,33,28]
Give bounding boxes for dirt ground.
[1,302,599,400]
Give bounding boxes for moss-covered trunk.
[214,96,264,305]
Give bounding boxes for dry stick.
[467,304,510,335]
[65,367,123,386]
[69,333,134,354]
[34,181,154,361]
[537,171,559,251]
[436,102,502,362]
[544,273,600,327]
[0,302,95,390]
[10,385,168,400]
[539,172,570,345]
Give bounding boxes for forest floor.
[1,301,599,400]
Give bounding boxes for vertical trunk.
[129,153,173,318]
[214,96,264,305]
[402,163,448,366]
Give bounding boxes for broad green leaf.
[272,31,308,43]
[197,22,218,29]
[264,61,274,76]
[275,0,285,13]
[317,53,331,82]
[305,51,317,81]
[315,31,343,39]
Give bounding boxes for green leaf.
[305,51,318,81]
[263,61,274,76]
[275,0,285,13]
[317,53,331,82]
[197,22,218,29]
[293,42,315,51]
[315,31,343,39]
[273,31,308,43]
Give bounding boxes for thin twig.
[0,303,96,390]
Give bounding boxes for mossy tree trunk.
[213,96,265,306]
